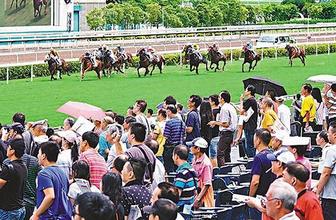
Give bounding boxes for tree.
[146,3,162,27]
[86,8,105,30]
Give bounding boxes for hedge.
[1,43,336,80]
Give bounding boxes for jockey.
[49,48,61,66]
[193,44,200,51]
[116,45,126,60]
[191,44,203,60]
[145,46,155,61]
[246,42,256,57]
[213,43,222,56]
[91,50,98,67]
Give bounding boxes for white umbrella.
[307,75,336,84]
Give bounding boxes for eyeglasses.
[260,196,281,208]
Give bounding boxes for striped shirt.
[164,117,185,145]
[327,90,336,119]
[79,148,107,188]
[174,162,197,207]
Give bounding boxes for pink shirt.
[296,156,312,190]
[80,148,107,188]
[192,154,213,186]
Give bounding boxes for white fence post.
[261,48,264,60]
[31,65,34,82]
[275,47,277,59]
[6,67,9,85]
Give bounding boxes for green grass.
[0,0,51,27]
[0,53,335,126]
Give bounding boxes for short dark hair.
[286,162,310,183]
[255,128,271,146]
[40,141,60,162]
[157,182,180,203]
[220,90,231,103]
[302,83,312,93]
[147,109,154,115]
[115,115,125,126]
[189,95,202,108]
[176,103,183,111]
[166,105,177,114]
[127,157,147,182]
[125,116,136,124]
[164,96,176,106]
[158,109,167,118]
[82,131,99,148]
[329,122,336,134]
[76,192,115,220]
[209,94,219,105]
[145,139,159,155]
[246,85,256,96]
[148,199,178,220]
[64,117,75,127]
[12,112,25,126]
[72,160,90,181]
[173,145,189,161]
[266,90,276,101]
[318,130,329,143]
[129,122,146,142]
[9,138,25,158]
[290,145,307,157]
[136,100,147,113]
[112,155,128,173]
[331,83,336,92]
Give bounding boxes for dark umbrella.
[243,77,287,97]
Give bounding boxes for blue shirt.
[36,166,72,219]
[164,117,185,145]
[250,148,276,196]
[174,162,197,207]
[185,110,201,142]
[98,132,110,160]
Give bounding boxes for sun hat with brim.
[143,199,178,218]
[185,137,208,148]
[31,119,48,127]
[267,150,296,164]
[58,130,77,143]
[282,136,310,146]
[271,130,289,142]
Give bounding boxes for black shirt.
[243,97,258,131]
[0,159,27,211]
[211,107,221,138]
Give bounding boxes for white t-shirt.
[315,100,326,125]
[68,179,100,200]
[56,149,72,179]
[277,103,291,133]
[218,103,238,132]
[106,142,127,169]
[151,158,166,192]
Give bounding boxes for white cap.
[282,136,310,146]
[58,130,77,143]
[186,137,208,149]
[267,150,296,164]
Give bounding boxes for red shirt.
[80,148,107,188]
[295,189,324,220]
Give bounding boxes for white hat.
[267,150,296,164]
[31,119,48,127]
[186,137,208,149]
[282,136,310,146]
[58,130,77,143]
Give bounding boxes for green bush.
[1,43,335,81]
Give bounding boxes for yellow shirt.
[300,95,316,122]
[154,122,166,157]
[261,109,278,129]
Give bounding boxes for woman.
[101,172,125,220]
[200,101,213,144]
[68,160,100,205]
[312,87,326,131]
[57,130,79,179]
[316,130,331,174]
[63,117,75,131]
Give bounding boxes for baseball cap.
[31,119,48,128]
[9,123,25,134]
[143,199,177,219]
[282,136,310,146]
[267,150,296,164]
[186,137,208,148]
[58,130,77,143]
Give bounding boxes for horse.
[115,50,133,69]
[44,54,71,80]
[33,0,47,17]
[207,46,226,72]
[285,44,305,67]
[241,45,261,72]
[136,48,165,77]
[79,54,104,80]
[182,45,209,74]
[10,0,26,9]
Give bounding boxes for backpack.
[26,131,40,157]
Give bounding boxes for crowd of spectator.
[0,82,335,220]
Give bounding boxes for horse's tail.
[301,48,306,57]
[256,54,261,61]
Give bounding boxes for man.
[152,109,167,162]
[323,83,336,126]
[315,122,336,220]
[144,198,178,220]
[49,48,61,66]
[285,136,312,190]
[249,129,276,219]
[105,124,126,164]
[12,112,33,152]
[31,141,72,220]
[283,162,324,220]
[265,181,300,220]
[151,182,179,205]
[277,97,291,134]
[121,157,152,219]
[189,137,214,208]
[123,122,156,184]
[270,131,288,153]
[163,105,185,173]
[29,119,49,156]
[121,116,136,149]
[237,85,258,158]
[147,109,157,128]
[267,150,296,180]
[0,139,27,219]
[163,96,177,109]
[300,83,316,131]
[261,98,278,132]
[74,192,116,220]
[173,145,197,217]
[79,131,107,188]
[208,94,221,167]
[133,99,151,135]
[185,95,202,142]
[97,116,114,160]
[208,90,238,166]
